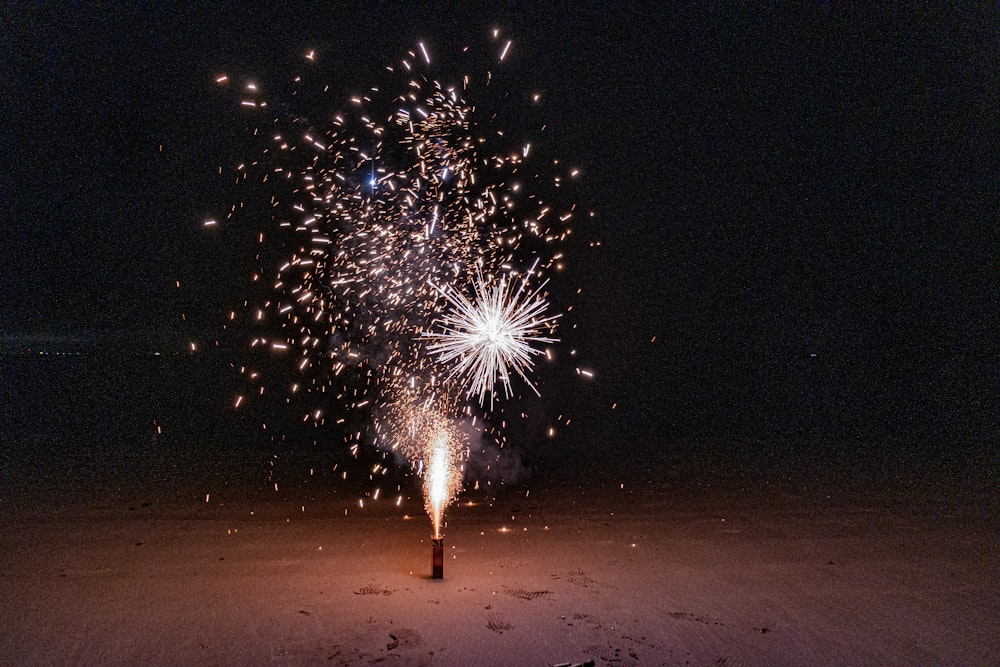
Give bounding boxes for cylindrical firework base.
[431,538,444,579]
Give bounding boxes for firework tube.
[432,537,444,579]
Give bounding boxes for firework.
[219,33,577,553]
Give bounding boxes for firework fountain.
[217,32,577,578]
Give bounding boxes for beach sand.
[2,448,997,666]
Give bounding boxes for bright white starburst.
[424,271,558,406]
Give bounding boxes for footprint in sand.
[668,611,724,626]
[584,644,637,667]
[386,628,422,651]
[384,629,432,667]
[486,615,514,633]
[354,582,395,596]
[503,587,552,600]
[553,569,599,588]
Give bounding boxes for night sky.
[3,4,996,479]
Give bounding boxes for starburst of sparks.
[424,270,558,407]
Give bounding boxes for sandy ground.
[2,452,998,667]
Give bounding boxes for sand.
[2,453,997,667]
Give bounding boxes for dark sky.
[3,3,997,464]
